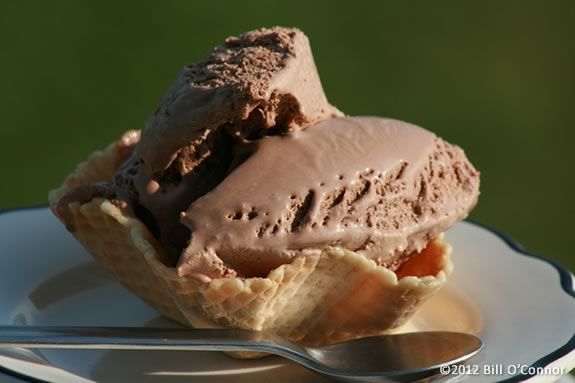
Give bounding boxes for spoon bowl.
[301,332,482,382]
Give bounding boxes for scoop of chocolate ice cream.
[177,117,480,281]
[112,27,342,258]
[138,26,342,175]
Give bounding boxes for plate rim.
[465,219,575,382]
[0,206,573,383]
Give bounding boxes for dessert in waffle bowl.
[49,27,479,353]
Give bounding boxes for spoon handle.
[0,326,278,352]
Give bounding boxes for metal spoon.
[0,326,482,382]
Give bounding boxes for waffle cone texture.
[49,136,453,347]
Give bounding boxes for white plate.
[0,207,573,383]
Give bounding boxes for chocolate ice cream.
[61,26,479,283]
[112,27,342,258]
[178,117,479,281]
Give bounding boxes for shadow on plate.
[89,318,327,383]
[27,262,114,310]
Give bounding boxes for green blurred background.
[0,0,573,275]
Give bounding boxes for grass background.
[1,0,573,277]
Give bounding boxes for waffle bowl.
[48,133,453,353]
